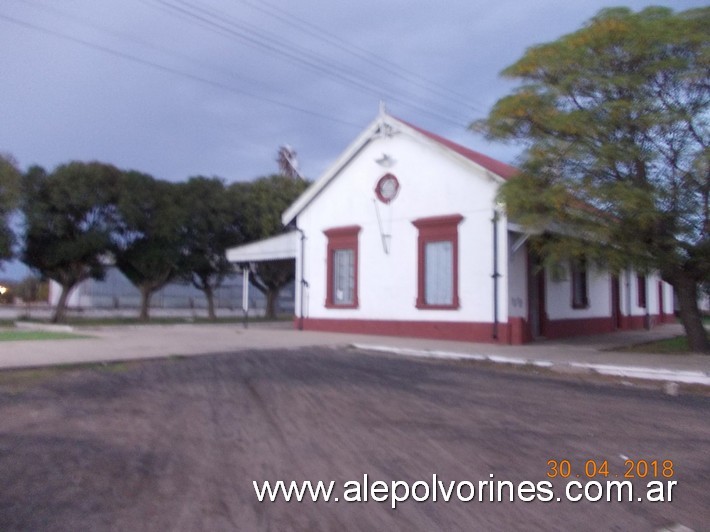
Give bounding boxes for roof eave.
[393,118,513,184]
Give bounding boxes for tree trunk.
[674,276,709,353]
[265,289,279,319]
[52,284,71,324]
[139,286,153,321]
[204,286,216,320]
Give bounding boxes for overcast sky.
[0,0,705,278]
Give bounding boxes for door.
[528,251,546,338]
[611,275,622,329]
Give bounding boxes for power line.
[8,0,478,131]
[140,0,471,128]
[15,0,263,90]
[232,0,485,113]
[0,13,364,129]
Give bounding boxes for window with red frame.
[637,274,647,308]
[412,214,463,309]
[570,258,589,309]
[324,225,360,308]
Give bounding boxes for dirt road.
[1,347,707,531]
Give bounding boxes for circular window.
[375,173,400,204]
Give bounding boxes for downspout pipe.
[491,211,500,340]
[296,225,307,331]
[644,274,651,330]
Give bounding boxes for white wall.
[507,233,528,319]
[296,128,505,324]
[292,121,677,328]
[544,262,612,321]
[621,270,674,317]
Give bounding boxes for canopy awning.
[226,231,298,263]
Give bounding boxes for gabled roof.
[281,112,518,225]
[398,118,518,180]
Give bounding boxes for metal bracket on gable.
[373,101,398,139]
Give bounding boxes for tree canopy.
[113,171,186,320]
[22,161,122,323]
[231,174,309,318]
[0,153,21,265]
[474,6,709,352]
[178,176,243,319]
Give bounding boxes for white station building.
[227,111,674,344]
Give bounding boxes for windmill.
[276,145,304,180]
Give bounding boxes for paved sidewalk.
[1,321,708,384]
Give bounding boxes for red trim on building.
[611,275,622,329]
[661,313,677,324]
[296,313,673,345]
[637,274,647,308]
[508,317,531,345]
[619,314,646,330]
[570,259,589,309]
[543,317,615,338]
[544,314,672,339]
[301,317,509,343]
[398,118,518,179]
[374,173,400,204]
[412,214,463,310]
[324,225,361,309]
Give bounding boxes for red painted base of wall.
[538,313,674,341]
[619,313,677,331]
[544,316,616,339]
[619,315,647,330]
[297,313,676,345]
[300,317,511,344]
[661,313,677,324]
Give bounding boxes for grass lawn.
[616,335,693,354]
[615,318,709,354]
[0,330,88,342]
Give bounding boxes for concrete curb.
[351,343,710,386]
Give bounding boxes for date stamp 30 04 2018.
[546,459,675,480]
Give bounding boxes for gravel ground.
[0,347,708,531]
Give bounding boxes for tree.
[22,162,121,323]
[177,176,243,320]
[113,172,185,321]
[474,7,710,352]
[0,153,21,266]
[230,174,309,318]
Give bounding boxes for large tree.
[0,153,21,266]
[475,7,709,352]
[230,174,309,318]
[22,162,121,323]
[113,171,185,321]
[178,176,243,320]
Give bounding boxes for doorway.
[611,275,622,329]
[528,252,546,338]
